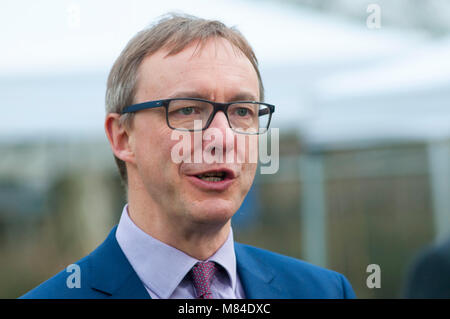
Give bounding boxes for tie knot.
[191,261,217,299]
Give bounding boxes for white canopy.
[0,0,425,140]
[305,37,450,149]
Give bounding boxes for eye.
[179,107,195,115]
[236,108,249,117]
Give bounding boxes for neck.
[127,183,231,261]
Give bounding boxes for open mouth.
[187,168,236,191]
[196,171,227,182]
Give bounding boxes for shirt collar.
[115,204,237,298]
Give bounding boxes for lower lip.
[186,175,235,191]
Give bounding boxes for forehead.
[135,37,260,102]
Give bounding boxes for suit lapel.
[235,243,284,298]
[87,228,286,299]
[88,226,150,299]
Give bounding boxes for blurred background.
[2,0,450,298]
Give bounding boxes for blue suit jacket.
[20,226,356,299]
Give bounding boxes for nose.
[207,111,230,131]
[203,111,235,158]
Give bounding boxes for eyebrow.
[167,90,259,102]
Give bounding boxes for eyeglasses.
[121,98,275,134]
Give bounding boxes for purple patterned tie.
[191,261,217,299]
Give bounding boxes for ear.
[105,113,135,164]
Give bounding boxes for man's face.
[127,37,259,228]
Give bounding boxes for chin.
[189,198,237,224]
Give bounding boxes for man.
[21,14,355,299]
[404,238,450,298]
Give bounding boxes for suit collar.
[235,243,284,298]
[87,226,283,299]
[115,205,240,298]
[87,226,150,298]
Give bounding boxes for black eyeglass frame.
[121,97,275,135]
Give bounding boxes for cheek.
[133,123,178,175]
[235,135,259,163]
[241,163,257,187]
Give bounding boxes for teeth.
[195,171,227,182]
[198,172,225,178]
[199,176,223,182]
